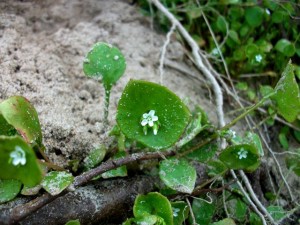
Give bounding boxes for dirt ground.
[0,0,217,167]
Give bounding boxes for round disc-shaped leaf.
[133,192,173,225]
[159,158,196,194]
[116,80,191,150]
[219,144,260,172]
[0,136,43,187]
[0,179,22,203]
[0,96,43,147]
[83,42,126,90]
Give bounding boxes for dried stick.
[230,170,268,225]
[238,170,277,225]
[159,23,176,85]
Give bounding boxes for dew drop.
[114,55,119,60]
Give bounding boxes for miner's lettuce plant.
[0,42,299,225]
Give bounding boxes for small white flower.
[255,54,263,63]
[10,146,26,166]
[265,9,271,15]
[173,207,180,217]
[237,148,248,160]
[228,129,236,139]
[141,110,158,127]
[211,48,219,56]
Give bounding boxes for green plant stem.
[220,93,274,132]
[103,89,111,127]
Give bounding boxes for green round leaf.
[41,171,74,195]
[133,192,173,225]
[0,136,43,187]
[0,96,43,147]
[245,6,264,27]
[83,42,126,90]
[117,80,191,150]
[219,144,260,172]
[159,158,196,194]
[0,179,22,203]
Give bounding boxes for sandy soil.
[0,0,217,167]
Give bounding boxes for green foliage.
[140,0,299,75]
[206,160,228,177]
[285,153,300,176]
[0,136,43,187]
[117,80,191,150]
[132,192,173,225]
[190,198,215,225]
[41,171,74,195]
[65,220,81,225]
[267,205,285,221]
[171,201,189,225]
[83,145,106,171]
[211,218,236,225]
[0,179,22,203]
[0,96,43,148]
[186,143,218,163]
[219,144,260,172]
[159,158,196,194]
[272,62,300,122]
[83,42,126,91]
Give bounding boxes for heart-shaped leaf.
[41,171,74,195]
[219,144,260,172]
[159,158,196,194]
[117,80,191,150]
[0,96,43,147]
[0,136,43,187]
[0,179,22,203]
[133,192,173,225]
[83,42,126,91]
[272,62,300,122]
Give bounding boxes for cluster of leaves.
[137,0,300,76]
[1,42,299,225]
[137,0,300,146]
